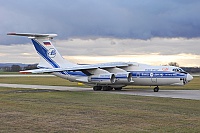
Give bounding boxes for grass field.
[0,75,200,132]
[0,76,82,87]
[0,87,200,132]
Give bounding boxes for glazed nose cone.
[187,74,193,82]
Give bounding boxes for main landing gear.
[93,86,159,92]
[93,86,122,91]
[153,86,159,92]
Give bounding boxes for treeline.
[181,67,200,74]
[0,64,38,72]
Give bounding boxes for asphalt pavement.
[0,83,199,100]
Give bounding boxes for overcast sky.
[0,0,200,66]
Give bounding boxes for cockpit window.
[179,68,183,71]
[172,68,186,73]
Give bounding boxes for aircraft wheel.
[107,86,113,91]
[102,86,107,91]
[93,86,102,91]
[97,86,102,91]
[114,87,122,91]
[102,86,113,91]
[154,86,159,92]
[93,86,98,91]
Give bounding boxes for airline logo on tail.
[48,48,56,58]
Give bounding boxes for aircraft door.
[136,72,140,78]
[150,72,157,83]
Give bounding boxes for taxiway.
[0,83,199,100]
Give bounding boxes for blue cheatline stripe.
[91,78,111,81]
[63,71,185,78]
[130,71,186,78]
[116,77,127,78]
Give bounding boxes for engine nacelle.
[88,73,116,84]
[115,72,133,83]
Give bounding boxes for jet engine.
[88,73,116,84]
[115,72,133,83]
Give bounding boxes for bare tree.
[168,62,179,67]
[11,65,21,72]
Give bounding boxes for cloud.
[65,54,200,67]
[1,37,200,66]
[0,43,39,63]
[1,0,200,66]
[1,0,200,45]
[56,37,200,56]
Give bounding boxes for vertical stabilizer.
[7,33,76,68]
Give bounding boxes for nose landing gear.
[154,86,159,92]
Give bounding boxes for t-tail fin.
[7,33,76,68]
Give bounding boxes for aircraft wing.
[20,62,134,74]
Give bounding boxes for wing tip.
[7,32,17,35]
[20,71,32,74]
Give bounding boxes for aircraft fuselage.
[53,63,193,88]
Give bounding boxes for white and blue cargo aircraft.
[8,33,193,92]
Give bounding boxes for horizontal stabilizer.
[20,69,54,74]
[7,33,57,39]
